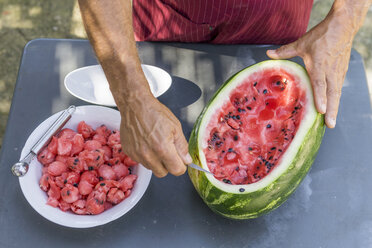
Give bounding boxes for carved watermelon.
[188,60,325,219]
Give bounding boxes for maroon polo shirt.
[133,0,314,44]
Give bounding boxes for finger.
[303,56,327,114]
[140,151,168,178]
[174,128,192,165]
[161,144,187,176]
[325,76,341,128]
[308,71,327,114]
[267,42,298,60]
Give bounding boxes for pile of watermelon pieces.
[37,121,138,215]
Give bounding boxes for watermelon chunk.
[188,60,325,219]
[38,122,139,215]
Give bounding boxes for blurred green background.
[0,0,371,149]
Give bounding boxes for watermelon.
[188,60,325,219]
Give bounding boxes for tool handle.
[31,106,76,154]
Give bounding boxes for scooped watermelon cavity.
[204,68,307,185]
[188,60,325,219]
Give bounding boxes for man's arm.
[78,0,192,177]
[267,0,371,128]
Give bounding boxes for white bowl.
[64,64,172,106]
[19,105,152,228]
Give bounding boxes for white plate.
[64,64,172,106]
[19,105,152,228]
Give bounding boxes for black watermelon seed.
[99,177,104,181]
[256,166,260,170]
[118,148,122,153]
[222,150,225,153]
[235,166,239,171]
[267,124,272,128]
[73,162,77,166]
[41,155,45,158]
[96,156,101,161]
[234,135,238,141]
[88,166,94,171]
[276,81,281,85]
[107,163,112,166]
[295,106,299,110]
[284,138,289,141]
[100,183,106,186]
[247,106,252,110]
[266,102,269,105]
[253,82,257,87]
[282,128,286,132]
[67,190,70,196]
[223,179,232,184]
[269,156,273,160]
[239,188,245,192]
[263,89,268,94]
[253,97,256,101]
[73,183,78,187]
[74,158,79,163]
[271,147,276,150]
[64,179,67,184]
[292,110,296,114]
[238,108,242,112]
[279,149,283,152]
[248,147,253,151]
[236,115,240,120]
[95,149,100,152]
[128,168,132,174]
[228,148,233,152]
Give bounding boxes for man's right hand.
[118,87,192,178]
[78,0,192,177]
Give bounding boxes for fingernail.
[267,50,276,55]
[327,117,336,128]
[185,153,193,164]
[320,103,326,114]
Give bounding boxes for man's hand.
[118,88,192,178]
[79,0,192,177]
[267,0,371,128]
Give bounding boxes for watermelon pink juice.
[204,69,307,185]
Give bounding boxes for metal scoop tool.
[188,163,214,175]
[11,105,76,177]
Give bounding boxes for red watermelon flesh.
[204,68,307,185]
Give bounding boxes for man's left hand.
[267,1,370,128]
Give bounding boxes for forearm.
[78,0,152,108]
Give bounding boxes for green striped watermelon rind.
[188,60,325,219]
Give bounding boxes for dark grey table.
[1,39,371,248]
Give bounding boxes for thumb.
[267,42,298,59]
[174,129,192,165]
